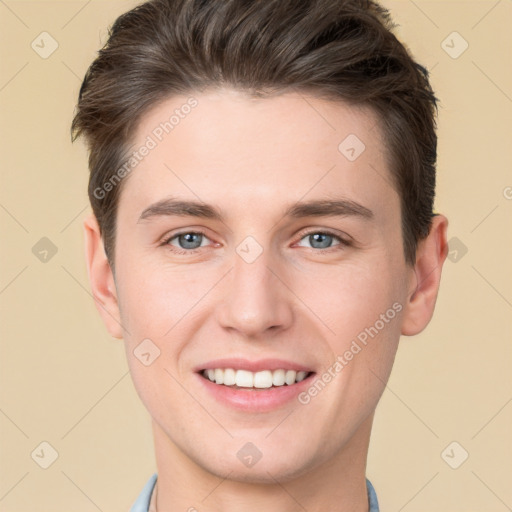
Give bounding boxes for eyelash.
[159,229,352,256]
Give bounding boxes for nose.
[215,247,294,339]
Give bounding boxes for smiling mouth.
[199,368,315,389]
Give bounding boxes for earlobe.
[401,214,449,336]
[83,213,124,339]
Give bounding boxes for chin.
[197,448,317,484]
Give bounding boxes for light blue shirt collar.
[130,473,380,512]
[130,473,157,512]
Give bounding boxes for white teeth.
[202,368,311,388]
[235,369,253,388]
[272,369,286,386]
[254,370,273,389]
[296,371,308,382]
[223,368,236,386]
[285,370,297,385]
[214,368,224,385]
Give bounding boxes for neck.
[151,414,374,512]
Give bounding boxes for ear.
[83,213,124,339]
[401,214,449,336]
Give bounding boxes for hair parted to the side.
[71,0,438,273]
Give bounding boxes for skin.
[84,88,448,512]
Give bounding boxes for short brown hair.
[72,0,438,271]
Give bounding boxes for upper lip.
[195,358,314,373]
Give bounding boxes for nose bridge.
[216,240,293,337]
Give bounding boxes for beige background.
[0,1,511,510]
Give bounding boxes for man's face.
[112,89,414,481]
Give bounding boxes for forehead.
[119,88,397,221]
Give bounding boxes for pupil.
[180,233,201,249]
[311,233,331,249]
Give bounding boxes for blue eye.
[299,232,340,249]
[161,229,351,256]
[295,230,351,252]
[172,232,205,250]
[163,231,212,254]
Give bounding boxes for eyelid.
[159,229,215,253]
[159,228,211,245]
[293,227,353,246]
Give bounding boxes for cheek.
[116,261,196,420]
[291,258,404,339]
[115,255,209,339]
[292,258,404,407]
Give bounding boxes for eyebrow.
[137,196,374,223]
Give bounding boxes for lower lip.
[195,372,316,412]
